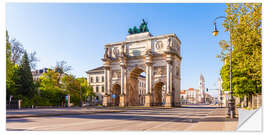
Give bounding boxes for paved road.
[6,105,238,131]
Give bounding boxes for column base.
[119,94,126,107]
[165,94,172,107]
[144,94,152,107]
[103,94,111,107]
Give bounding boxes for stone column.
[144,49,153,107]
[124,68,128,105]
[145,65,149,94]
[108,69,112,102]
[104,67,108,95]
[144,62,153,107]
[166,62,171,94]
[149,64,153,94]
[165,58,173,107]
[120,64,127,107]
[103,66,111,106]
[120,65,125,95]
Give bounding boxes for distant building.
[180,88,201,104]
[86,66,146,105]
[32,68,50,81]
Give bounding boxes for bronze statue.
[128,19,149,34]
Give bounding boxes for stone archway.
[112,84,121,106]
[102,31,182,107]
[128,67,144,106]
[153,82,165,106]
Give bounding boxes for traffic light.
[206,88,208,92]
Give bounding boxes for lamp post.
[80,84,82,107]
[212,16,235,118]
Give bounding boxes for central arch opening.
[128,67,145,106]
[153,82,165,106]
[112,84,121,106]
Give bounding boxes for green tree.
[76,77,94,104]
[16,51,35,98]
[219,3,262,98]
[61,75,81,105]
[40,69,60,90]
[6,30,17,99]
[55,60,71,87]
[38,70,66,106]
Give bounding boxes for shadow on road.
[7,118,33,123]
[45,112,236,123]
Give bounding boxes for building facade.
[32,68,50,81]
[180,88,214,104]
[180,88,201,104]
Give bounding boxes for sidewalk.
[186,107,238,131]
[6,107,125,118]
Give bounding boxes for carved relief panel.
[155,41,163,50]
[112,70,121,79]
[154,66,166,76]
[113,47,120,58]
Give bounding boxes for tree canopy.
[219,3,262,98]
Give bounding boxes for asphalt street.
[6,104,238,131]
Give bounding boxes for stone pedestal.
[165,94,172,107]
[144,94,152,107]
[119,94,126,107]
[103,95,111,106]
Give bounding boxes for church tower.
[199,74,205,103]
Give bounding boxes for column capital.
[120,64,127,68]
[145,62,153,66]
[166,60,173,65]
[104,66,111,70]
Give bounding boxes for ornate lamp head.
[212,22,219,36]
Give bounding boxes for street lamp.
[212,22,219,36]
[212,16,235,118]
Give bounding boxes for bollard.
[18,100,22,109]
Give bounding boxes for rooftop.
[86,66,104,74]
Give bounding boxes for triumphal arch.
[102,20,181,107]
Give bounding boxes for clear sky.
[6,3,229,97]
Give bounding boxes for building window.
[96,86,99,92]
[90,77,93,83]
[96,76,99,82]
[102,76,104,82]
[102,86,104,92]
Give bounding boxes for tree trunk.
[248,94,252,109]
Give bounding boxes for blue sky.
[6,3,229,96]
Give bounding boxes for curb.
[7,110,125,119]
